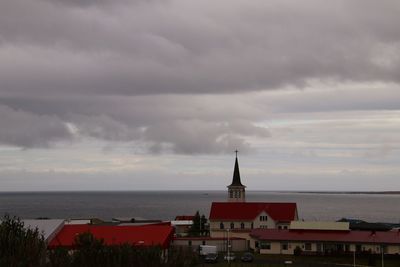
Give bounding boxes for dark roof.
[48,224,174,249]
[250,229,400,245]
[229,156,244,187]
[337,218,392,231]
[209,202,297,221]
[175,215,195,221]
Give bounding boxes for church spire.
[227,150,246,202]
[230,150,243,186]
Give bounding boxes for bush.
[0,214,47,267]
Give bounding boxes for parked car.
[223,253,236,261]
[204,253,218,263]
[240,252,254,262]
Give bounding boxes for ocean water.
[0,191,399,223]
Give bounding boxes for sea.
[0,191,399,223]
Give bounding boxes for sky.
[0,0,400,191]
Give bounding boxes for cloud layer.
[0,0,399,154]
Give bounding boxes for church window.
[220,222,224,229]
[230,191,233,198]
[238,191,241,198]
[230,222,234,229]
[241,222,245,229]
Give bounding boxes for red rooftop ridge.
[48,224,174,249]
[209,202,298,222]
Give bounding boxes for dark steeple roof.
[229,152,244,187]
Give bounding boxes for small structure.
[171,220,193,237]
[173,236,247,252]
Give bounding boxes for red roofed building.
[208,154,299,249]
[209,202,298,240]
[250,228,400,255]
[48,224,174,251]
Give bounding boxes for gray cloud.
[0,105,72,148]
[0,0,399,96]
[0,0,399,153]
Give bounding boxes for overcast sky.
[1,0,400,191]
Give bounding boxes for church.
[208,153,299,243]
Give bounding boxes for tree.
[0,214,47,267]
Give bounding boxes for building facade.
[250,228,400,255]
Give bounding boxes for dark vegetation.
[188,211,209,236]
[0,214,198,267]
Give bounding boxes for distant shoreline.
[1,190,400,195]
[272,191,400,195]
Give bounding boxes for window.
[202,240,206,245]
[230,222,234,229]
[251,222,254,229]
[188,240,192,246]
[260,241,271,250]
[241,222,245,229]
[278,226,282,229]
[281,243,288,250]
[259,215,268,221]
[305,243,312,251]
[283,226,288,230]
[238,191,241,198]
[260,225,268,229]
[255,241,259,248]
[220,222,224,229]
[229,191,233,198]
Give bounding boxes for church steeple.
[229,150,243,186]
[227,151,246,202]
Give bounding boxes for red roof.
[175,215,195,221]
[48,224,174,249]
[250,229,400,244]
[209,202,297,221]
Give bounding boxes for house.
[209,202,298,238]
[250,228,400,255]
[48,224,174,254]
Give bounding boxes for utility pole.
[227,229,230,264]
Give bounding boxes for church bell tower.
[227,151,246,202]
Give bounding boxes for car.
[223,253,236,261]
[204,253,218,263]
[240,252,254,262]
